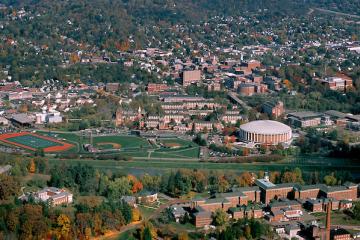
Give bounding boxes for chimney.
[326,201,331,240]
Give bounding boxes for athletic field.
[0,132,74,152]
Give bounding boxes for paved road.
[312,8,360,19]
[227,92,251,110]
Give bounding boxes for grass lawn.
[138,205,156,219]
[116,229,136,240]
[159,138,197,148]
[48,158,360,177]
[152,147,200,159]
[314,211,360,226]
[168,222,195,232]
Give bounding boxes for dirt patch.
[96,142,121,149]
[163,143,181,149]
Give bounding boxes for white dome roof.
[240,120,291,135]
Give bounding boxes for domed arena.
[239,120,292,145]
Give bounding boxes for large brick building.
[182,70,201,86]
[256,176,358,204]
[189,175,358,228]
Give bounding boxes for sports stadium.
[239,120,292,145]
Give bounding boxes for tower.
[326,201,331,240]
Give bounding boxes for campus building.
[34,187,73,206]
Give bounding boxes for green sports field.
[93,135,151,149]
[7,135,62,149]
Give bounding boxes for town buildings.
[185,173,358,228]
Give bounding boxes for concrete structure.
[239,120,292,145]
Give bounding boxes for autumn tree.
[28,159,36,173]
[132,208,141,222]
[324,174,337,186]
[0,175,20,200]
[55,214,72,240]
[178,232,189,240]
[139,221,157,240]
[236,172,253,187]
[212,209,228,231]
[128,175,143,193]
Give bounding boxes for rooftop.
[287,111,322,120]
[240,120,291,135]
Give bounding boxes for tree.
[132,208,141,222]
[139,221,157,240]
[236,172,253,187]
[328,130,338,141]
[324,174,337,186]
[56,214,72,240]
[177,232,189,240]
[6,210,19,233]
[108,177,131,199]
[128,175,143,193]
[212,209,228,230]
[93,213,103,236]
[353,202,360,221]
[28,159,36,173]
[0,175,20,200]
[121,201,133,224]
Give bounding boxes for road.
[311,8,360,19]
[227,92,251,110]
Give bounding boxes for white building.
[35,187,73,206]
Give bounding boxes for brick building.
[262,101,284,118]
[147,83,168,94]
[287,111,322,128]
[182,70,201,86]
[255,177,295,204]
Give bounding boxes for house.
[169,204,187,223]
